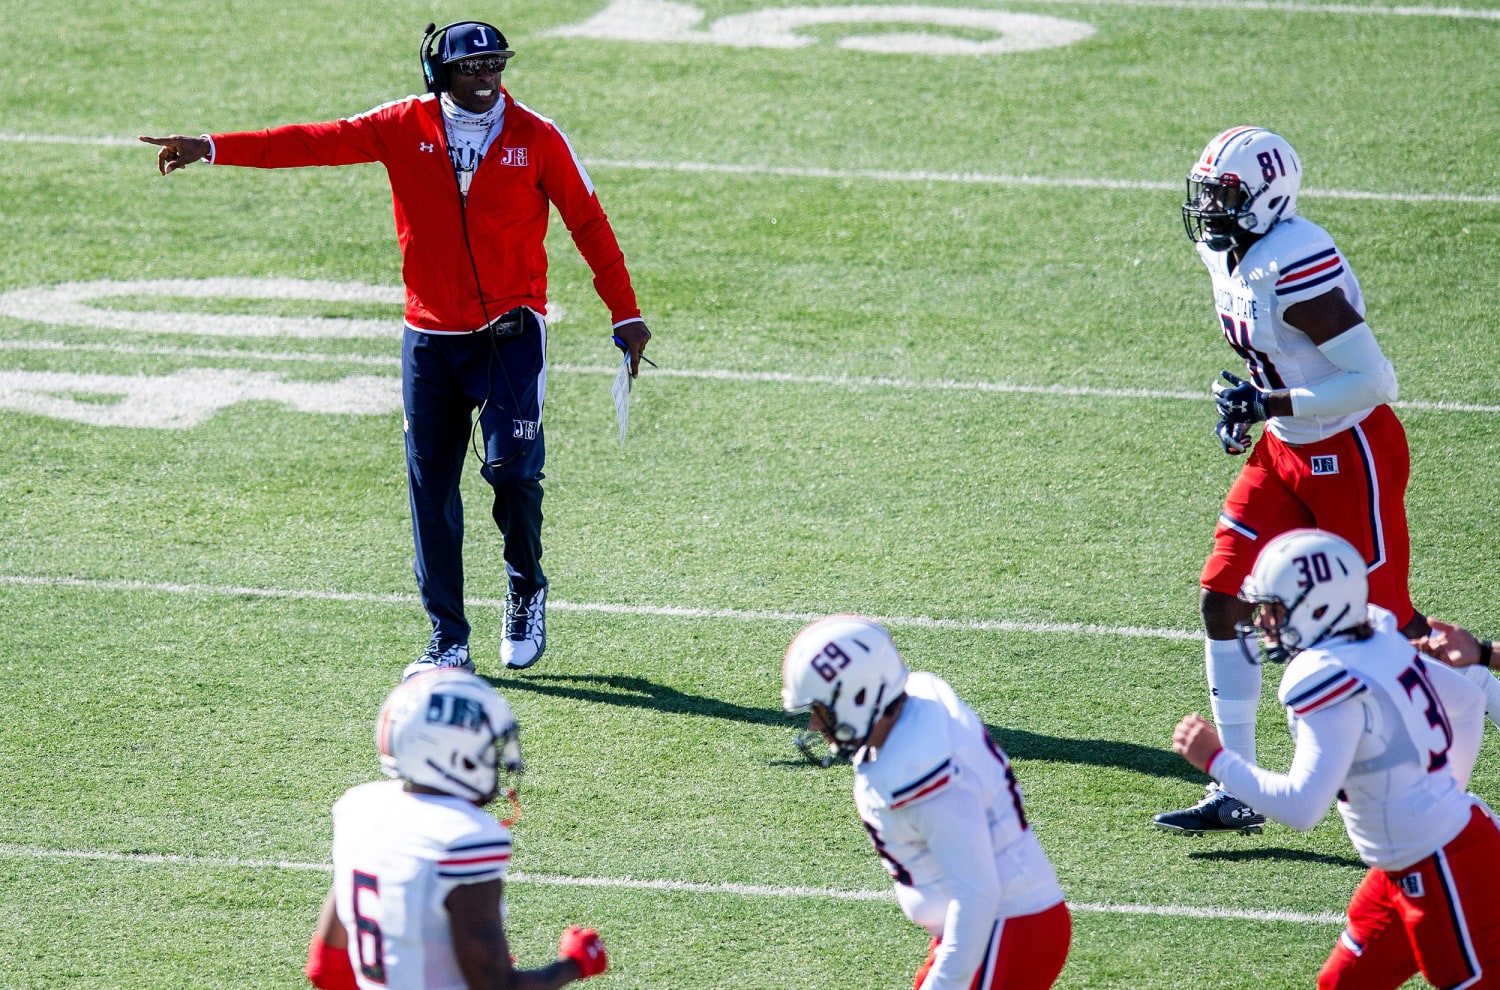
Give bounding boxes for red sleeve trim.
[1205,747,1225,776]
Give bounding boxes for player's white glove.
[1215,418,1252,456]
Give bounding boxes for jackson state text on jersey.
[1197,215,1375,446]
[331,779,514,990]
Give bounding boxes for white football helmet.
[782,615,908,764]
[1238,528,1368,664]
[376,669,523,804]
[1183,127,1302,252]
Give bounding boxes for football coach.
[142,20,652,677]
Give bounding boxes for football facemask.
[782,615,908,764]
[1183,127,1302,252]
[1236,528,1368,664]
[377,669,524,804]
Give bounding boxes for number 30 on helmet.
[1236,528,1369,665]
[781,615,908,765]
[1183,127,1302,252]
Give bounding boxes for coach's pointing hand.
[139,134,210,175]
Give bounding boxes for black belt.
[482,307,528,339]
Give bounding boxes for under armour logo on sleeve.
[420,142,435,153]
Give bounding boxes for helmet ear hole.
[1311,604,1327,620]
[854,688,867,706]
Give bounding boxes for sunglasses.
[451,56,509,76]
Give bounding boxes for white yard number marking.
[0,369,399,429]
[0,278,404,339]
[0,278,412,428]
[548,0,1095,55]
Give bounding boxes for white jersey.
[855,672,1064,990]
[331,780,514,990]
[1213,607,1486,871]
[1197,215,1377,445]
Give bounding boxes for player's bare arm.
[1417,618,1492,668]
[447,879,601,990]
[139,134,211,175]
[312,888,347,949]
[305,886,355,990]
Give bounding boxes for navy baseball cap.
[439,22,514,63]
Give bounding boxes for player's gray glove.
[1215,418,1252,456]
[1214,371,1268,425]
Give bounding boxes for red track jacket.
[210,91,641,333]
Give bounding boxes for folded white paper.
[612,349,632,445]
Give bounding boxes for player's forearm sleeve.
[1210,704,1361,831]
[1289,323,1398,417]
[906,788,1001,990]
[1457,664,1500,733]
[1434,663,1487,789]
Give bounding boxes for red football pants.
[913,901,1071,990]
[1319,806,1500,989]
[1201,404,1415,628]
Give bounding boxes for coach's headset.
[420,21,532,471]
[420,21,514,94]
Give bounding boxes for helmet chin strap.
[423,757,494,803]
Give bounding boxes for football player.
[304,669,608,990]
[782,616,1071,990]
[1156,127,1432,836]
[1171,529,1500,988]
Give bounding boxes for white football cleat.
[501,587,547,670]
[402,640,474,681]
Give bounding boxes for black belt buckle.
[486,307,527,339]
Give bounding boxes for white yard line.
[2,340,1495,414]
[0,573,1201,641]
[0,844,1344,924]
[1020,0,1500,17]
[2,132,1496,205]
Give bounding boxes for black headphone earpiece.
[420,22,450,94]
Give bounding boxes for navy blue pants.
[402,311,547,645]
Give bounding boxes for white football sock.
[1206,634,1261,765]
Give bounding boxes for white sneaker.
[501,587,547,670]
[402,640,473,681]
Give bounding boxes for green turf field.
[2,0,1498,987]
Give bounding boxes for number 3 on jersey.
[1397,660,1454,773]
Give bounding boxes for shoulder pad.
[436,820,513,881]
[862,694,960,810]
[1278,650,1367,717]
[887,756,956,810]
[1263,220,1344,300]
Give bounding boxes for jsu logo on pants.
[513,419,539,439]
[1311,455,1339,476]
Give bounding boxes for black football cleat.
[1153,784,1265,836]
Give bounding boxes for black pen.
[612,335,658,367]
